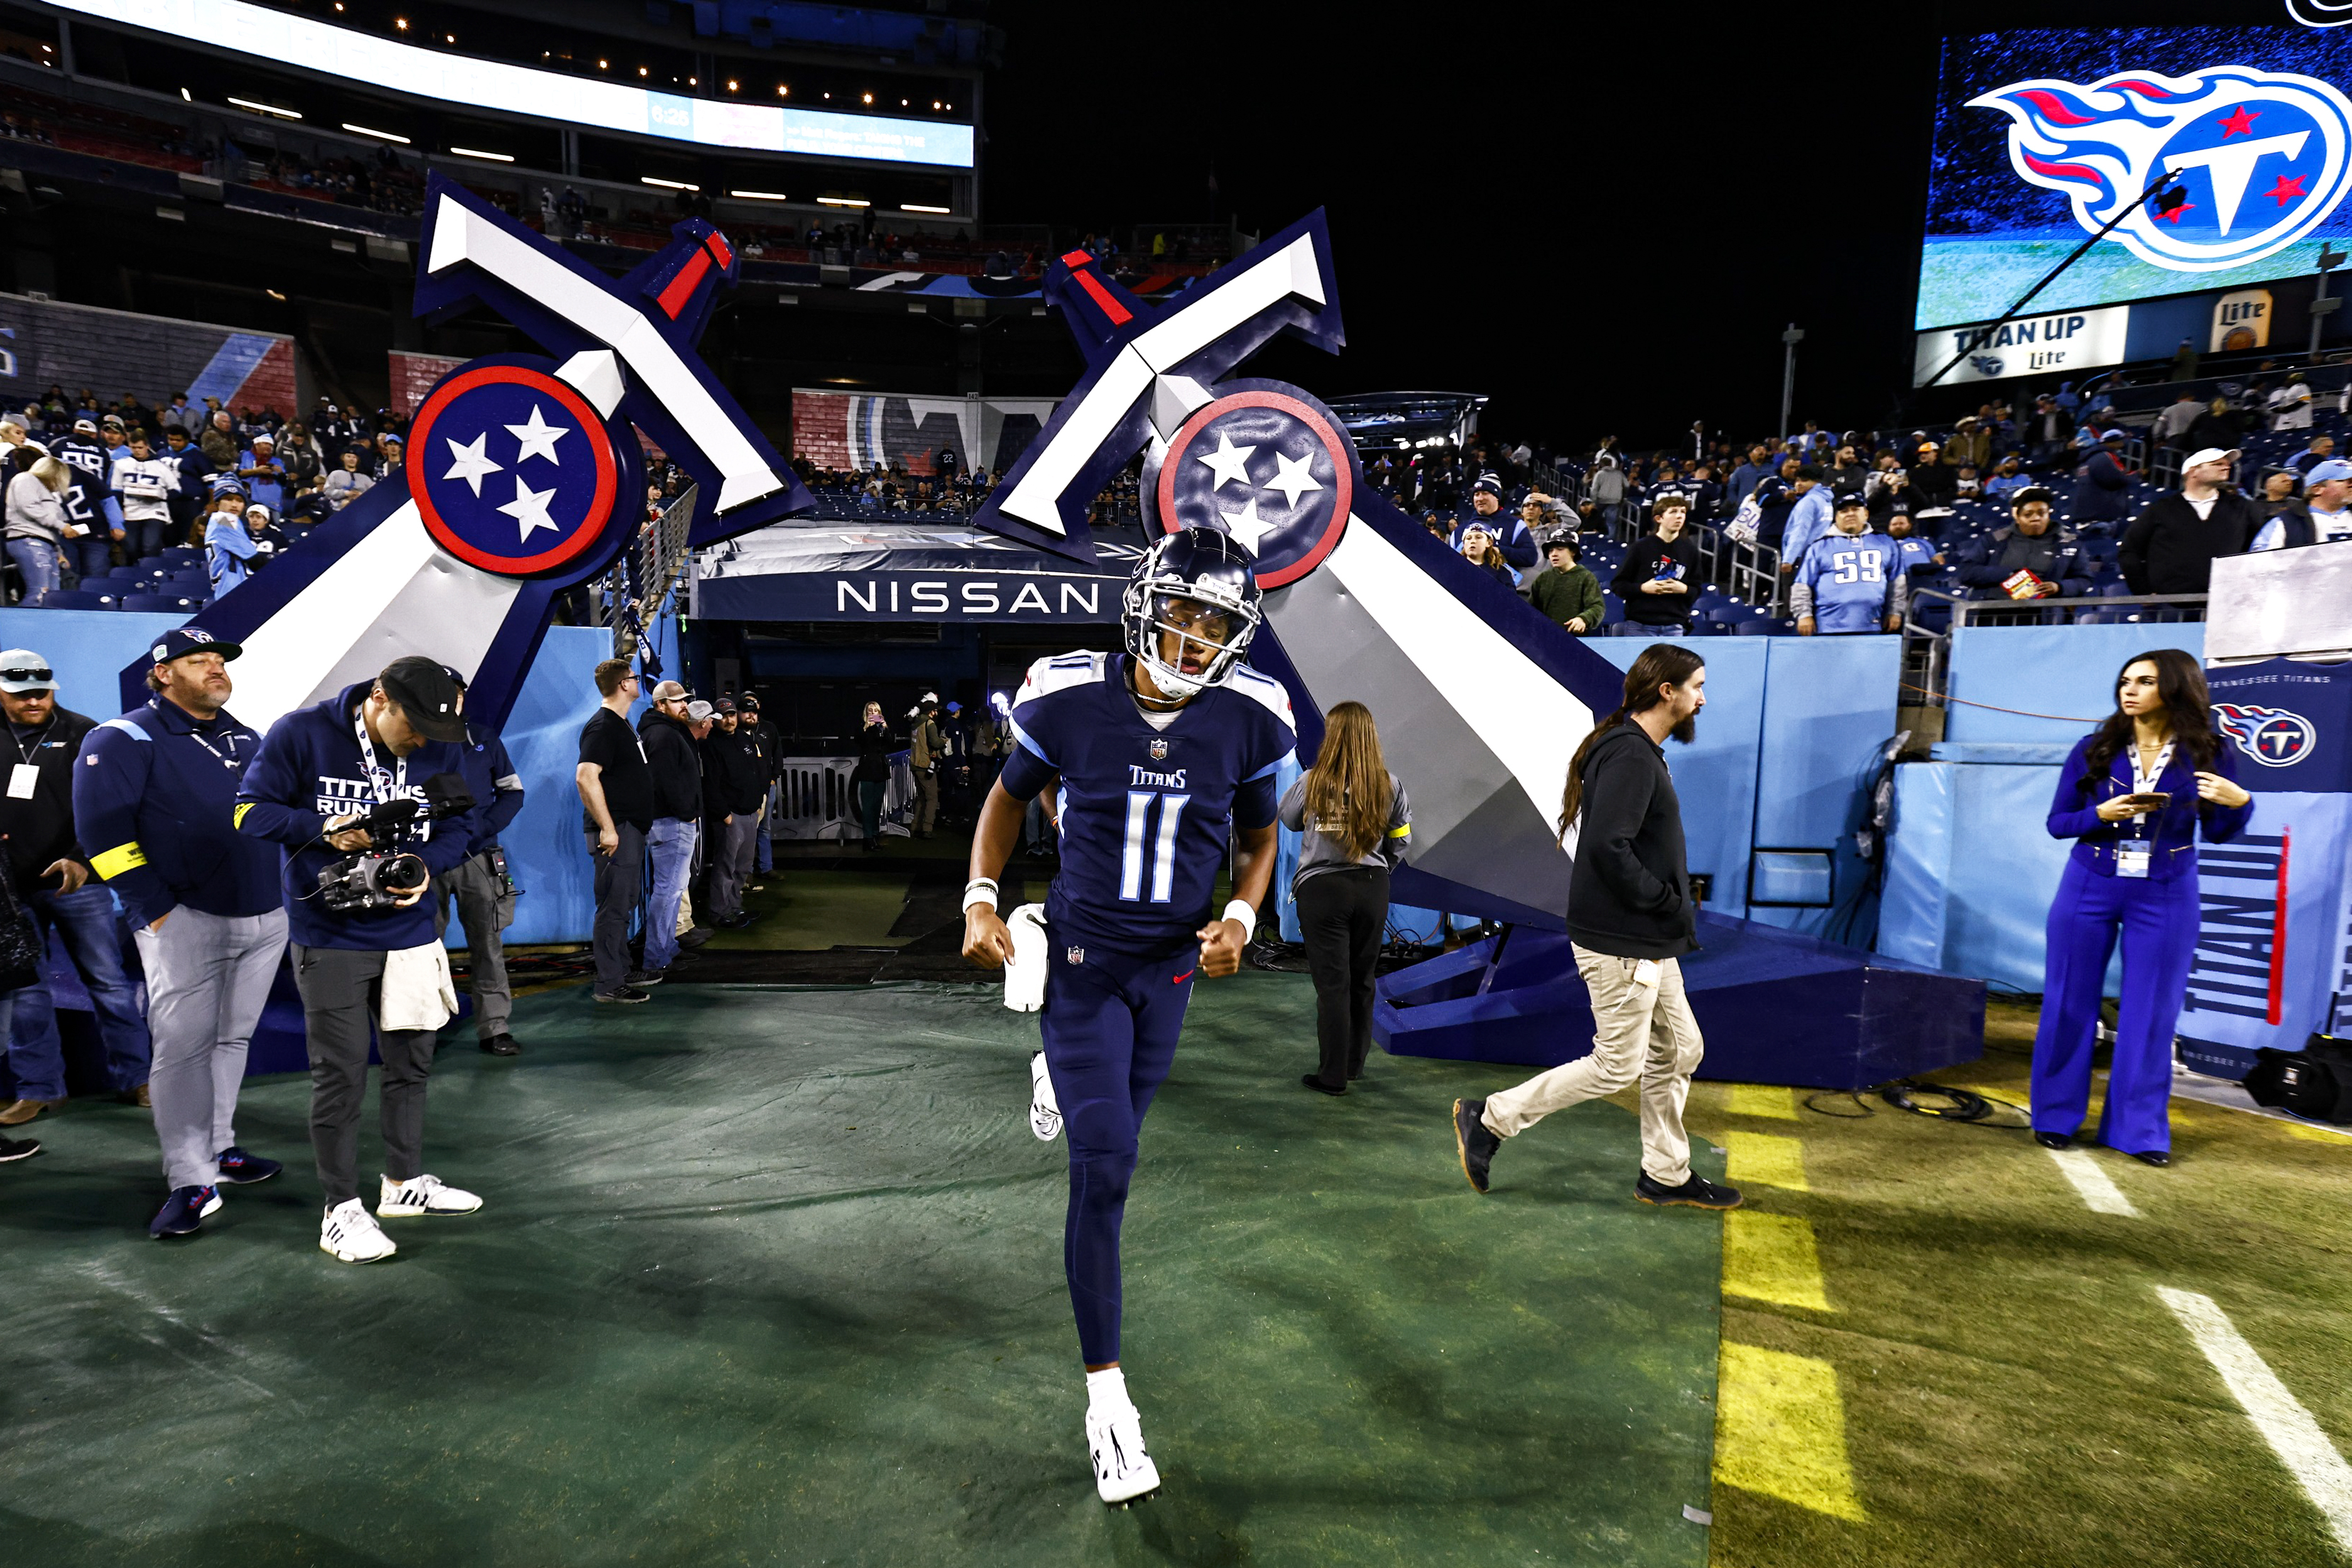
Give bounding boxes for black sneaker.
[669,949,704,966]
[2034,1130,2070,1149]
[717,913,753,929]
[0,1135,40,1163]
[1635,1172,1743,1209]
[678,927,712,949]
[594,986,651,1004]
[628,967,667,986]
[479,1034,522,1057]
[1300,1074,1346,1097]
[214,1146,281,1184]
[149,1184,221,1239]
[1453,1099,1499,1194]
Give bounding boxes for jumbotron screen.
[1921,27,2352,332]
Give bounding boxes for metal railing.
[587,484,699,659]
[1901,589,2209,712]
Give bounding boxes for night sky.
[981,0,2302,452]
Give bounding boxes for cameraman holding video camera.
[236,656,483,1265]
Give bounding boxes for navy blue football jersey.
[1001,651,1295,957]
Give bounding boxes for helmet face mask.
[1123,529,1262,700]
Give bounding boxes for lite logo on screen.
[1971,66,2352,272]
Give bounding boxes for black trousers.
[291,944,434,1207]
[589,820,647,994]
[1296,867,1389,1087]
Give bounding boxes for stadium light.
[343,122,411,144]
[902,204,950,215]
[778,85,789,97]
[227,97,302,119]
[817,196,870,207]
[643,177,700,191]
[729,190,790,200]
[180,87,192,101]
[727,80,739,92]
[861,93,873,104]
[450,146,514,163]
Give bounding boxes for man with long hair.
[1451,645,1740,1210]
[1281,701,1410,1094]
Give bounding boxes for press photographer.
[236,656,486,1265]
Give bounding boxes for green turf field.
[0,975,1724,1567]
[1697,999,2352,1568]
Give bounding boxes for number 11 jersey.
[1000,651,1295,959]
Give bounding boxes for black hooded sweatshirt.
[1565,722,1697,960]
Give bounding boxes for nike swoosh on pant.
[1172,970,1195,984]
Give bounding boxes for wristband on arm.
[1222,899,1256,943]
[962,877,999,913]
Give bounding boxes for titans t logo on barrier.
[1971,65,2352,271]
[2215,702,2321,766]
[121,175,813,733]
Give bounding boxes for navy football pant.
[2030,859,2198,1157]
[1040,940,1196,1366]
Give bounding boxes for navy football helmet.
[1122,527,1263,699]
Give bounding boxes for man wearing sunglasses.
[75,629,288,1239]
[0,651,151,1130]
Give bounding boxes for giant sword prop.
[975,215,1628,926]
[119,176,814,730]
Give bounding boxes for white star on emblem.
[496,474,561,542]
[440,431,503,498]
[505,404,570,466]
[1220,497,1276,555]
[1263,448,1324,509]
[1195,432,1256,491]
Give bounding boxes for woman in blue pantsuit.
[2034,649,2254,1165]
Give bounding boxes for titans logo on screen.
[1971,65,2352,271]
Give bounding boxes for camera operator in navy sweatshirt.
[236,656,483,1265]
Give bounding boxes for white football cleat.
[320,1198,398,1263]
[1086,1403,1162,1505]
[376,1173,484,1217]
[1029,1050,1063,1141]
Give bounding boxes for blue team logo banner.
[1972,67,2352,272]
[408,359,628,578]
[2215,701,2321,766]
[1143,382,1356,588]
[1924,30,2352,328]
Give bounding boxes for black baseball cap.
[149,627,244,665]
[378,655,466,741]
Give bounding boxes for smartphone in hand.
[2118,792,2170,811]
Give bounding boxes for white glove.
[1003,902,1048,1012]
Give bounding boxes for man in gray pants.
[236,658,487,1263]
[437,670,526,1055]
[74,629,291,1240]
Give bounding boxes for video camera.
[316,771,475,913]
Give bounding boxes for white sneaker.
[1086,1403,1162,1505]
[376,1173,484,1217]
[1029,1050,1063,1141]
[320,1199,397,1263]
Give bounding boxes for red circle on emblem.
[1157,389,1354,589]
[406,364,619,577]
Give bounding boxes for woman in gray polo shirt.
[1278,702,1411,1095]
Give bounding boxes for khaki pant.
[1480,944,1704,1185]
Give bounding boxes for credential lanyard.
[354,712,406,805]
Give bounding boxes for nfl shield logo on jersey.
[1066,946,1085,966]
[1150,738,1168,760]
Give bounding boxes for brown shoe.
[119,1084,151,1109]
[0,1098,62,1126]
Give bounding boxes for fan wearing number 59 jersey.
[961,527,1293,1505]
[1790,494,1910,636]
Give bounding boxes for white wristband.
[1222,899,1256,943]
[962,879,999,913]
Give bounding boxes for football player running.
[962,527,1293,1505]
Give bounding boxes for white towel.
[378,941,458,1033]
[1003,903,1048,1012]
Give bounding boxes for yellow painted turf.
[1724,1211,1832,1313]
[1713,1342,1866,1523]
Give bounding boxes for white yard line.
[2044,1146,2142,1217]
[2156,1287,2352,1554]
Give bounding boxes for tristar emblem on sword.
[117,175,814,733]
[974,213,1628,928]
